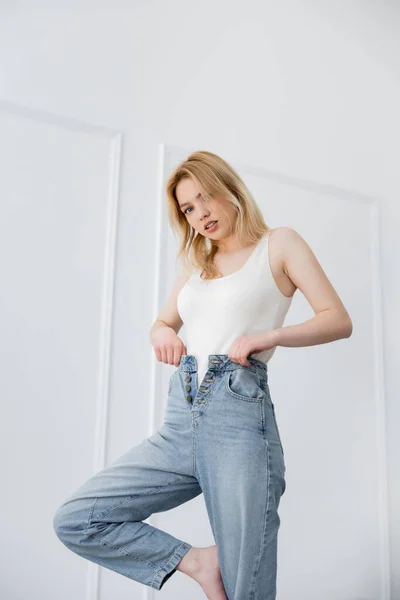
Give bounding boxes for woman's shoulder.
[177,262,200,279]
[267,225,297,238]
[266,226,301,251]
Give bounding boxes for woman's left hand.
[227,332,278,366]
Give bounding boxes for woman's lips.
[205,220,218,232]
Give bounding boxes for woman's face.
[176,177,237,239]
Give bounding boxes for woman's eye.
[184,207,193,215]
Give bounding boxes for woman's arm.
[271,227,353,348]
[149,266,191,344]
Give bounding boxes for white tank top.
[177,231,293,388]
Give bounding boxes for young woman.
[53,151,353,600]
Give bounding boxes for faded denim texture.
[53,354,286,599]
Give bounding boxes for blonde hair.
[166,150,271,280]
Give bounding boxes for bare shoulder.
[267,226,299,259]
[177,262,194,278]
[268,225,300,244]
[268,226,309,262]
[270,226,353,327]
[269,225,327,271]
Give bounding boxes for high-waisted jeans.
[53,354,286,599]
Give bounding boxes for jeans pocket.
[225,368,264,403]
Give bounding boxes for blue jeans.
[53,354,286,599]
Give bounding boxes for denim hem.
[151,541,193,590]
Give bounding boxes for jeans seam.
[168,370,179,396]
[151,541,192,589]
[86,474,193,527]
[192,413,196,477]
[85,532,160,570]
[271,405,285,456]
[248,438,271,600]
[82,478,195,573]
[90,495,135,522]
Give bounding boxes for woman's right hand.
[152,327,187,367]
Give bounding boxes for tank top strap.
[250,231,271,272]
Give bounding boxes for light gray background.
[0,2,398,599]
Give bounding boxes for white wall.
[0,2,399,599]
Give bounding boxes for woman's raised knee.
[53,497,94,546]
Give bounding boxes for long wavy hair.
[166,150,271,280]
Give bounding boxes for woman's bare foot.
[176,544,227,599]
